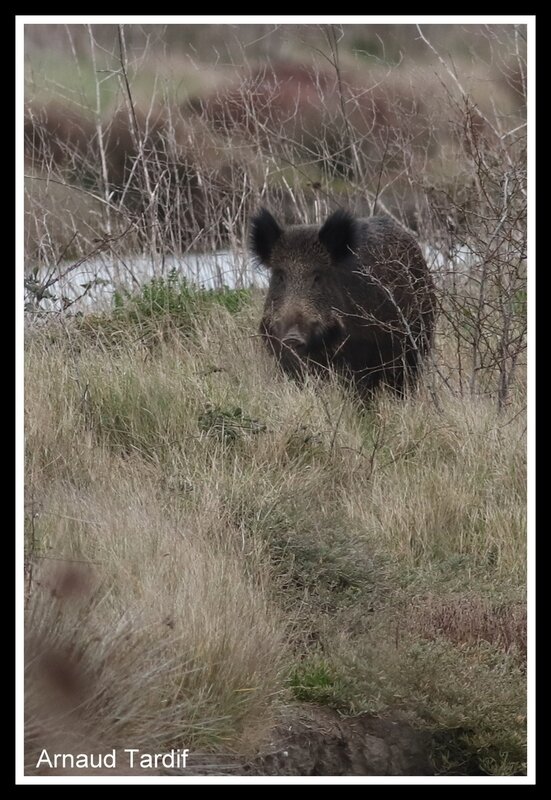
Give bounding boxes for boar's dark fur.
[250,208,436,398]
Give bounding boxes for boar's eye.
[272,270,285,286]
[312,271,323,286]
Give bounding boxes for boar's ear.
[319,209,358,261]
[250,208,283,264]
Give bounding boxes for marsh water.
[24,250,269,314]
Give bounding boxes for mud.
[242,706,433,777]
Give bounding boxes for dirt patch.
[241,706,433,777]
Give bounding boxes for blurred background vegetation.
[24,23,526,247]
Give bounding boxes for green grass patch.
[290,657,344,704]
[74,269,252,346]
[113,268,251,321]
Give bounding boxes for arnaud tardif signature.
[36,748,190,770]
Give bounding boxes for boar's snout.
[275,315,345,358]
[281,326,308,353]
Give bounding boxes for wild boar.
[250,208,436,397]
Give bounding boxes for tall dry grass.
[24,294,526,774]
[24,312,289,772]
